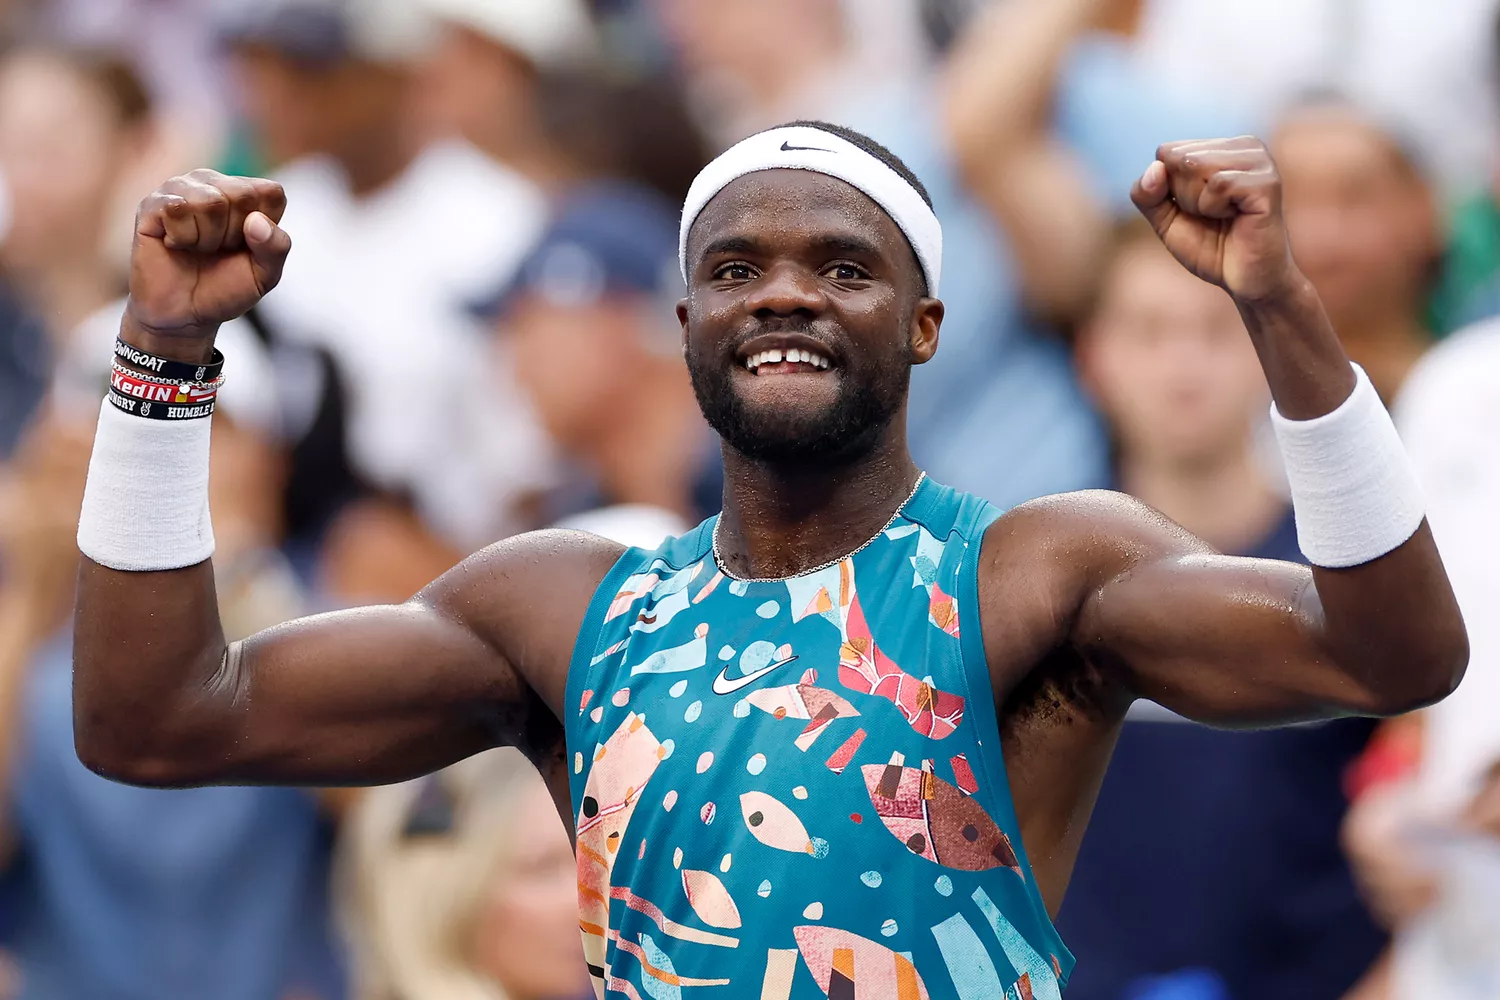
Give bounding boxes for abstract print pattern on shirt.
[566,478,1074,999]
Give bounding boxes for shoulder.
[985,489,1205,560]
[426,528,629,604]
[415,529,630,712]
[979,490,1209,598]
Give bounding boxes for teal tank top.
[565,477,1074,1000]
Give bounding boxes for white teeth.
[744,347,833,372]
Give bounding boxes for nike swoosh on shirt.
[711,655,799,695]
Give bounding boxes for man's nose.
[743,261,827,318]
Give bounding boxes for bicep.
[201,530,622,786]
[1078,551,1368,726]
[999,492,1372,728]
[215,599,525,785]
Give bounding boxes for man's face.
[1078,240,1266,470]
[231,45,405,168]
[678,170,939,463]
[1275,108,1437,327]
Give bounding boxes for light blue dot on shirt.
[733,700,751,719]
[718,645,736,661]
[685,700,702,723]
[669,680,688,698]
[861,871,883,888]
[756,600,780,619]
[935,875,953,896]
[747,753,767,775]
[729,580,749,596]
[740,641,777,671]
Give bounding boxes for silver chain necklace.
[711,472,927,584]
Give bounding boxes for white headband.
[678,125,943,297]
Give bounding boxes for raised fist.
[126,169,291,343]
[1131,136,1299,303]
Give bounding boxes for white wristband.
[77,399,214,571]
[1271,364,1425,568]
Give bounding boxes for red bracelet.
[110,366,223,405]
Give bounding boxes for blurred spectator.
[1274,97,1441,404]
[223,0,555,575]
[1429,7,1500,336]
[339,748,590,1000]
[0,352,344,999]
[0,47,152,454]
[1134,0,1499,194]
[1055,221,1385,1000]
[659,0,1110,510]
[947,0,1255,225]
[476,183,716,529]
[1337,315,1500,998]
[414,0,596,193]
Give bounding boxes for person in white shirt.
[221,0,554,555]
[1341,319,1500,998]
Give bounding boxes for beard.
[685,339,911,464]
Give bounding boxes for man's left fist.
[1131,136,1299,303]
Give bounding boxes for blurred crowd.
[0,0,1497,998]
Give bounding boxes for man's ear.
[909,297,943,365]
[676,298,690,356]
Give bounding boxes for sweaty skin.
[73,142,1467,917]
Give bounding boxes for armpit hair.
[1000,643,1123,728]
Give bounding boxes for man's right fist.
[126,169,291,344]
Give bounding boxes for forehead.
[1274,110,1416,189]
[685,169,910,266]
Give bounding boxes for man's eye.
[825,263,867,281]
[714,263,755,281]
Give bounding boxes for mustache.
[730,317,840,349]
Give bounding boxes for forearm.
[943,0,1100,164]
[943,0,1108,319]
[1237,274,1356,418]
[1242,279,1466,708]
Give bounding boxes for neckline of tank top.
[710,472,928,584]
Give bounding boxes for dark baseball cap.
[217,0,435,67]
[473,181,684,320]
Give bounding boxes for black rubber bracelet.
[114,337,225,383]
[106,386,216,421]
[111,361,226,388]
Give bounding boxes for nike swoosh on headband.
[780,140,832,152]
[711,655,799,695]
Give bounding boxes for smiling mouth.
[743,347,833,374]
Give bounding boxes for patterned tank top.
[565,477,1074,1000]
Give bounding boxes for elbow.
[73,694,217,788]
[74,726,201,788]
[1363,627,1470,717]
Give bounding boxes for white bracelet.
[77,398,214,571]
[1271,363,1425,568]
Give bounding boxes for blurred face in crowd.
[680,170,936,463]
[469,778,590,1000]
[507,293,657,453]
[231,44,409,168]
[1077,234,1266,471]
[1274,105,1438,328]
[419,25,536,156]
[0,51,145,269]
